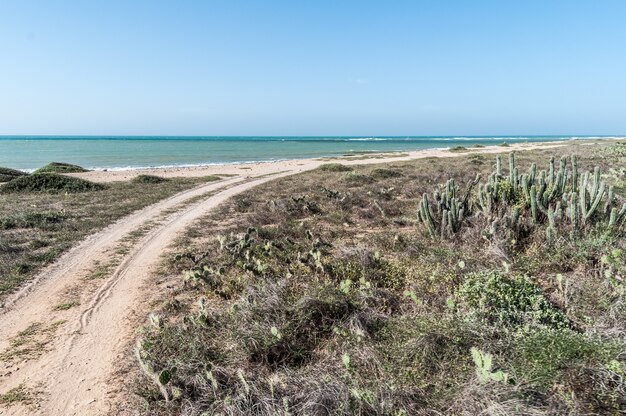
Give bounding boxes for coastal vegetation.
[133,174,169,184]
[448,145,468,152]
[0,167,27,183]
[34,162,89,174]
[0,172,218,300]
[131,141,626,415]
[0,173,105,194]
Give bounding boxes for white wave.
[346,138,388,141]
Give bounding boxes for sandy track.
[0,142,564,415]
[0,173,290,415]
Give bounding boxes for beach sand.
[71,141,572,183]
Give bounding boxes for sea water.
[0,136,615,171]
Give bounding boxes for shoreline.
[70,140,590,183]
[5,136,624,175]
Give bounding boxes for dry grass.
[0,175,219,300]
[125,140,626,415]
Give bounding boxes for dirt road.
[0,172,297,415]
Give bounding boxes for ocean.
[0,136,614,171]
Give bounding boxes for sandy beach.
[71,141,574,183]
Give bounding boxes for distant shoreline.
[2,135,622,172]
[68,139,598,183]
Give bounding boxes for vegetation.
[133,174,169,184]
[34,162,89,174]
[0,384,38,406]
[0,175,219,299]
[417,152,626,239]
[0,173,105,194]
[0,167,27,183]
[131,140,626,415]
[448,145,468,152]
[318,163,353,172]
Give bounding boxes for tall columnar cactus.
[546,206,557,243]
[418,193,437,238]
[579,167,606,222]
[418,151,625,240]
[571,155,578,193]
[418,179,468,238]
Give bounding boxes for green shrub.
[458,271,569,329]
[448,146,468,152]
[318,163,353,172]
[0,167,28,183]
[34,162,89,174]
[370,168,403,179]
[133,174,168,184]
[344,171,375,184]
[0,173,105,194]
[513,328,624,389]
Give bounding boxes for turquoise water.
[0,136,613,171]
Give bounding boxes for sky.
[1,1,625,136]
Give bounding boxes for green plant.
[133,174,168,184]
[0,167,28,183]
[458,271,569,329]
[421,152,626,240]
[513,328,624,389]
[370,168,403,179]
[448,146,468,152]
[470,347,508,383]
[318,163,353,172]
[34,162,89,174]
[417,176,479,238]
[0,173,105,194]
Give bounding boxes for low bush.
[0,167,28,183]
[458,271,569,330]
[133,175,168,184]
[449,146,468,152]
[318,163,353,172]
[370,168,403,179]
[34,162,89,174]
[0,173,105,194]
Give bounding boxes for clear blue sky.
[1,1,625,136]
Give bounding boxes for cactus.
[546,206,557,243]
[495,154,502,177]
[418,152,625,240]
[418,193,437,238]
[530,185,538,223]
[569,193,580,238]
[471,347,507,383]
[417,180,467,238]
[579,167,607,222]
[571,155,578,193]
